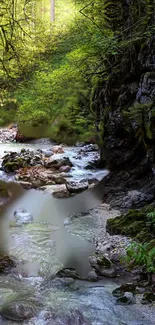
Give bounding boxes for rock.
[75,142,85,147]
[88,270,99,281]
[46,309,89,325]
[66,181,88,194]
[31,179,44,188]
[0,127,17,142]
[112,283,137,297]
[89,254,116,278]
[141,292,155,304]
[116,292,136,305]
[112,190,153,210]
[45,156,73,169]
[40,184,71,198]
[80,144,99,152]
[43,276,75,289]
[42,149,53,157]
[56,267,80,279]
[14,209,33,225]
[2,149,44,173]
[59,165,71,173]
[0,256,16,273]
[51,146,64,154]
[0,300,37,321]
[17,181,32,189]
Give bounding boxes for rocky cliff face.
[93,0,155,208]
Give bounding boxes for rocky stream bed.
[0,128,154,324]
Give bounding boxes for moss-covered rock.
[141,292,155,304]
[0,256,16,273]
[106,205,155,243]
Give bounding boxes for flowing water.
[0,141,154,325]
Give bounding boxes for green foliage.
[147,211,155,223]
[125,242,155,274]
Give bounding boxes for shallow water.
[0,142,154,325]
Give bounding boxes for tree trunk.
[50,0,55,22]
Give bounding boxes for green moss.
[106,205,155,243]
[4,162,19,172]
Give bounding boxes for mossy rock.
[3,162,20,173]
[141,292,155,304]
[106,205,155,243]
[112,283,137,297]
[96,255,112,269]
[0,256,16,273]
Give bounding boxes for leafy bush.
[125,242,155,282]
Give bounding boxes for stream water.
[0,141,154,325]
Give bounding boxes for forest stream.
[0,139,154,325]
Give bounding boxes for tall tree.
[50,0,55,22]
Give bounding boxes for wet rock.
[59,165,71,173]
[88,270,99,281]
[56,267,80,279]
[0,256,16,273]
[42,276,75,289]
[45,156,73,169]
[41,184,71,198]
[17,181,32,189]
[141,292,155,304]
[51,146,64,154]
[2,149,44,173]
[0,300,37,321]
[75,142,85,147]
[42,149,53,157]
[31,179,44,188]
[112,283,137,297]
[17,167,67,189]
[66,181,88,194]
[116,292,136,305]
[89,254,116,278]
[46,309,89,325]
[14,209,33,225]
[81,144,99,152]
[0,127,17,142]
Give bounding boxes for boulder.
[88,270,99,281]
[89,254,116,278]
[66,181,88,194]
[17,181,32,189]
[59,165,71,173]
[141,292,155,304]
[0,256,16,273]
[80,144,99,152]
[0,300,37,321]
[42,149,53,157]
[40,184,71,198]
[51,146,64,154]
[45,156,73,169]
[116,292,136,305]
[75,142,85,147]
[56,267,80,279]
[112,283,137,297]
[2,149,44,173]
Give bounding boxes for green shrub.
[125,242,155,283]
